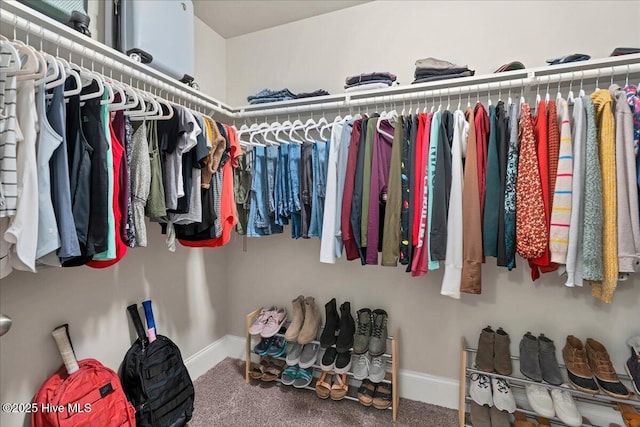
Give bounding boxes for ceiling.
[193,0,370,39]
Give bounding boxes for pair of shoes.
[357,379,391,409]
[249,306,287,337]
[280,365,313,388]
[625,336,640,397]
[284,296,321,344]
[470,401,511,427]
[353,308,388,356]
[525,383,581,426]
[250,357,285,382]
[352,352,386,383]
[520,332,562,385]
[253,333,287,357]
[315,372,349,400]
[476,326,512,375]
[320,347,352,373]
[286,342,320,368]
[320,299,356,352]
[563,336,631,398]
[513,411,536,427]
[470,374,516,413]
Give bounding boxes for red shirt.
[341,118,364,260]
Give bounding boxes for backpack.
[121,304,194,427]
[32,325,136,427]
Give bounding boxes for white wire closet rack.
[1,0,639,121]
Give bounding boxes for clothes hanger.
[0,40,21,73]
[288,118,305,144]
[251,123,275,146]
[261,122,280,145]
[275,118,293,144]
[457,88,462,111]
[544,76,551,104]
[303,117,317,142]
[567,72,575,104]
[487,86,492,107]
[556,78,562,103]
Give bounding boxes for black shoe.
[320,347,338,371]
[320,298,340,349]
[334,351,352,374]
[336,302,355,353]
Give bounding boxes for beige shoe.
[297,296,320,344]
[284,295,305,342]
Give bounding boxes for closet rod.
[0,0,236,117]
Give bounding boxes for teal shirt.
[483,105,500,257]
[427,111,441,270]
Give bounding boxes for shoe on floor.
[368,309,388,356]
[319,298,340,349]
[352,352,372,380]
[253,336,274,355]
[470,401,491,427]
[262,358,285,381]
[494,327,513,376]
[298,297,320,344]
[520,332,543,382]
[626,336,640,396]
[538,334,563,386]
[265,335,287,357]
[525,383,555,418]
[562,335,599,394]
[315,371,333,399]
[353,308,372,354]
[551,385,582,427]
[476,326,495,373]
[330,373,348,400]
[299,343,320,369]
[492,377,516,413]
[334,350,352,374]
[470,373,493,407]
[249,306,275,335]
[286,342,303,366]
[372,383,392,409]
[490,406,511,427]
[293,367,314,389]
[586,338,631,399]
[368,355,386,383]
[357,379,376,406]
[336,302,355,353]
[261,307,287,338]
[280,365,299,385]
[284,296,305,342]
[320,347,338,371]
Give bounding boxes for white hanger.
[0,40,21,73]
[261,122,280,145]
[302,118,318,142]
[544,76,551,104]
[251,122,275,146]
[578,71,586,97]
[275,119,293,143]
[288,119,305,144]
[41,52,62,88]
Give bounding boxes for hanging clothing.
[123,116,136,247]
[405,116,419,271]
[430,110,453,262]
[591,89,618,303]
[342,118,364,260]
[309,140,329,238]
[300,141,313,238]
[129,121,151,247]
[503,104,520,271]
[360,118,378,256]
[0,74,18,218]
[483,105,500,258]
[381,116,403,267]
[145,121,167,218]
[474,103,489,247]
[333,119,355,259]
[496,101,510,267]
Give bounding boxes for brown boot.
[476,326,495,372]
[297,296,320,344]
[562,335,599,394]
[284,295,305,342]
[469,401,491,427]
[586,338,631,399]
[489,406,511,427]
[494,327,513,376]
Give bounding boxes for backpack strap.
[127,304,148,347]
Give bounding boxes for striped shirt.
[0,73,18,217]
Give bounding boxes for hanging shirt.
[474,103,490,242]
[381,116,403,267]
[123,116,136,247]
[333,120,355,259]
[399,116,414,266]
[129,121,151,247]
[504,104,520,271]
[360,118,378,254]
[321,122,346,263]
[483,105,500,258]
[430,110,453,262]
[495,101,510,267]
[145,121,167,218]
[441,110,468,299]
[0,74,18,218]
[34,84,62,260]
[341,118,364,261]
[425,111,442,271]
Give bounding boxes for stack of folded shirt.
[296,89,330,99]
[344,72,397,92]
[412,57,474,84]
[247,88,296,104]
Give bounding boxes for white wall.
[194,17,227,102]
[224,0,640,379]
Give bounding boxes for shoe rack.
[245,308,401,422]
[459,337,640,427]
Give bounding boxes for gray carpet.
[190,358,458,426]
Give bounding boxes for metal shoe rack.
[459,337,639,427]
[244,308,401,422]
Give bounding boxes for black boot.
[336,302,355,353]
[320,298,340,348]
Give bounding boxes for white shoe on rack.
[492,377,516,413]
[525,383,555,418]
[470,374,493,407]
[551,385,582,427]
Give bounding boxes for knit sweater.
[610,84,640,273]
[581,96,604,284]
[549,99,573,264]
[461,108,482,294]
[565,98,586,287]
[590,90,618,303]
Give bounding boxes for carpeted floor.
[190,358,458,426]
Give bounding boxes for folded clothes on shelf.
[247,88,297,104]
[345,71,397,86]
[345,82,395,92]
[411,56,474,84]
[296,89,330,99]
[546,53,590,65]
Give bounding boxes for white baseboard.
[184,335,230,380]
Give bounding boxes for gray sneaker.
[286,342,303,366]
[368,355,386,383]
[368,309,388,356]
[353,308,372,355]
[299,343,320,369]
[352,352,371,380]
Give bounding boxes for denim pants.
[309,140,328,237]
[266,146,283,234]
[247,147,268,236]
[288,144,302,238]
[275,144,290,226]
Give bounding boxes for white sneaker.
[470,374,493,407]
[492,378,516,413]
[525,383,555,418]
[551,385,582,427]
[367,356,386,383]
[352,353,371,380]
